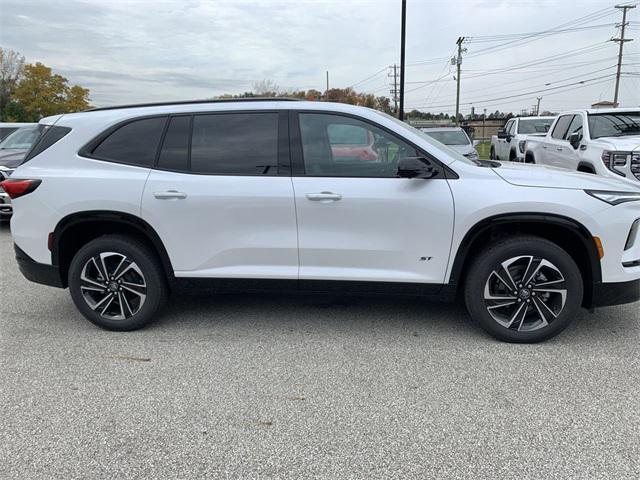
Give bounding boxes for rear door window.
[190,113,279,175]
[92,117,167,166]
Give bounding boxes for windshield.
[421,130,470,146]
[0,126,41,150]
[518,118,553,134]
[588,112,640,139]
[374,111,480,166]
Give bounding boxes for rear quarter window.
[91,117,167,167]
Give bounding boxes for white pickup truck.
[490,116,555,162]
[524,108,640,187]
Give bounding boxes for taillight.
[0,179,42,199]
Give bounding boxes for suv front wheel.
[68,235,168,331]
[464,236,583,343]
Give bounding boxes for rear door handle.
[153,190,187,200]
[542,145,548,149]
[556,147,563,151]
[306,192,342,202]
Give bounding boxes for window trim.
[79,110,291,176]
[289,110,451,179]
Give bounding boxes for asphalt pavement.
[1,221,639,479]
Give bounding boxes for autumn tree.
[0,47,25,121]
[12,62,91,121]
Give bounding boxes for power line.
[407,74,616,110]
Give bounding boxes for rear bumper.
[15,244,65,288]
[592,279,640,308]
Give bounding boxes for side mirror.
[497,128,509,140]
[397,157,438,179]
[568,132,581,150]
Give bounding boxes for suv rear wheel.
[68,235,168,331]
[464,236,583,343]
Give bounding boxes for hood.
[449,144,477,156]
[492,161,640,191]
[593,137,640,152]
[0,149,27,168]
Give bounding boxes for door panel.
[290,111,455,285]
[142,172,298,278]
[292,177,455,284]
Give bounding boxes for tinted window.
[191,113,278,175]
[299,113,418,177]
[566,115,583,140]
[92,117,166,166]
[588,112,640,139]
[551,115,573,140]
[23,125,72,163]
[518,119,553,134]
[158,116,190,171]
[506,120,515,135]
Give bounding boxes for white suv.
[3,100,640,343]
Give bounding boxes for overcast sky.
[1,0,639,114]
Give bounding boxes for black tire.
[464,236,583,343]
[509,150,517,162]
[525,153,535,164]
[490,147,496,160]
[68,235,168,331]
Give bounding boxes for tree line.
[0,47,91,122]
[217,79,394,114]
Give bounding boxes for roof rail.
[85,97,302,112]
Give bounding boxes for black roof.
[86,97,302,112]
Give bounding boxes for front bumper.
[592,279,640,307]
[15,244,65,288]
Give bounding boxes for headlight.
[601,150,629,177]
[518,140,526,154]
[585,190,640,206]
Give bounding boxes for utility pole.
[325,71,329,101]
[454,37,465,126]
[399,0,407,120]
[388,64,399,114]
[612,4,635,107]
[536,97,542,116]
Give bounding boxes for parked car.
[328,123,378,161]
[0,122,37,142]
[0,124,44,219]
[491,116,555,162]
[525,109,640,187]
[3,99,640,343]
[420,127,479,161]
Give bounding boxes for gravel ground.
[1,221,639,479]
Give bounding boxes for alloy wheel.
[79,252,147,320]
[483,255,567,332]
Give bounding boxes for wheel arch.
[448,213,602,308]
[52,210,174,288]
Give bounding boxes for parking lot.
[0,221,639,478]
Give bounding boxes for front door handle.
[556,147,563,151]
[306,192,342,202]
[542,145,548,149]
[153,190,187,200]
